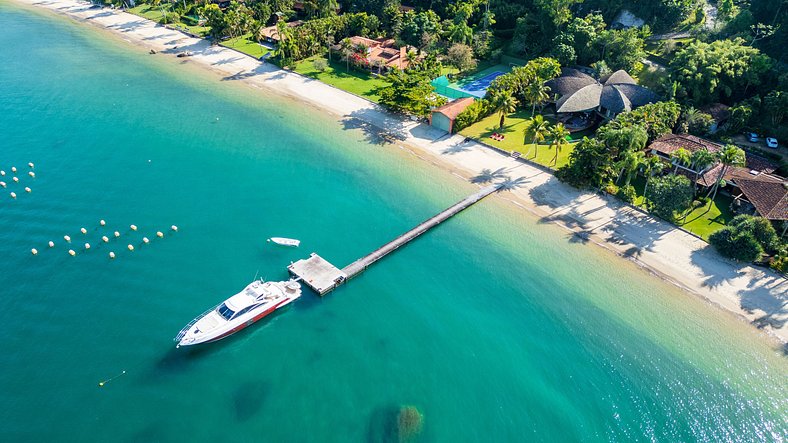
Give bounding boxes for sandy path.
[14,0,788,343]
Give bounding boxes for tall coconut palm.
[642,155,667,200]
[340,38,357,71]
[524,80,551,116]
[670,147,692,173]
[548,123,571,166]
[522,115,550,158]
[493,90,518,129]
[690,148,716,191]
[616,150,646,186]
[706,144,746,201]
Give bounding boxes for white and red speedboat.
[174,279,302,347]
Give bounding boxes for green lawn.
[677,194,734,240]
[128,4,169,22]
[459,110,578,169]
[621,175,733,240]
[291,56,387,103]
[220,34,270,59]
[127,5,209,37]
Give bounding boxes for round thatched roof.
[545,68,596,96]
[603,70,637,86]
[556,84,604,113]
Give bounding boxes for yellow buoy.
[24,187,31,193]
[31,248,38,255]
[171,225,178,232]
[127,244,134,251]
[10,192,16,199]
[84,243,91,250]
[48,241,54,248]
[156,231,164,238]
[100,219,106,226]
[142,237,150,244]
[80,228,87,234]
[28,172,35,178]
[11,166,17,173]
[130,224,138,231]
[114,231,120,238]
[12,177,19,183]
[68,249,76,256]
[28,162,34,168]
[102,236,109,243]
[64,235,71,242]
[109,251,116,259]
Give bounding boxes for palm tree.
[616,150,646,186]
[706,144,746,201]
[524,80,550,116]
[340,38,353,71]
[642,155,667,200]
[690,148,716,191]
[522,115,550,158]
[548,123,571,166]
[670,147,692,173]
[493,90,518,129]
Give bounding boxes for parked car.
[766,137,779,149]
[746,132,761,142]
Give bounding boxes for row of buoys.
[2,163,36,199]
[1,162,34,175]
[34,223,179,258]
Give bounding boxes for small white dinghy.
[268,237,300,247]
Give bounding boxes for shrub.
[453,99,492,133]
[159,12,180,25]
[770,247,788,273]
[604,183,619,195]
[709,227,764,262]
[728,214,780,253]
[312,58,328,72]
[617,184,636,203]
[647,174,693,221]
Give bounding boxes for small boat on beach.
[174,279,302,347]
[268,237,300,247]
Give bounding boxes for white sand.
[15,0,788,343]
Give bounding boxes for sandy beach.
[14,0,788,344]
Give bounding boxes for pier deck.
[288,253,347,296]
[290,183,501,295]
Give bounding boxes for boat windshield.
[217,303,235,320]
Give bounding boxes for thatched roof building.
[546,68,661,119]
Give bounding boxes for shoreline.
[12,0,788,345]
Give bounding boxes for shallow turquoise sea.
[1,4,786,442]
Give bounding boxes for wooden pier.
[288,183,501,295]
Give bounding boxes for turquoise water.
[1,4,786,442]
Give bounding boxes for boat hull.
[192,299,290,346]
[175,280,302,347]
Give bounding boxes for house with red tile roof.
[647,134,787,223]
[338,37,418,72]
[429,98,475,133]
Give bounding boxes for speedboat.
[174,279,301,347]
[267,237,300,247]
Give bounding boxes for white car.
[747,132,761,142]
[766,137,779,149]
